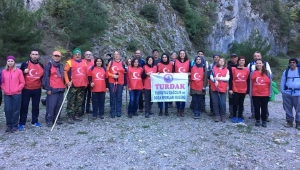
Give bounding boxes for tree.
[0,0,43,58]
[44,0,108,51]
[228,29,271,65]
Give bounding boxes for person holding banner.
[88,58,109,120]
[157,53,173,116]
[190,56,207,119]
[210,58,229,122]
[127,58,143,118]
[107,50,126,118]
[228,56,249,123]
[142,56,157,118]
[174,50,190,117]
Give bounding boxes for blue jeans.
[19,88,41,125]
[176,102,186,109]
[109,83,124,116]
[158,102,168,110]
[92,92,106,117]
[4,94,22,128]
[192,94,203,113]
[128,90,141,114]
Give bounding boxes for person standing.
[210,58,229,122]
[43,51,65,127]
[81,51,94,116]
[227,53,239,118]
[281,58,300,129]
[190,56,207,119]
[64,48,88,124]
[174,50,190,117]
[142,56,157,118]
[107,50,126,118]
[228,56,249,123]
[135,50,146,113]
[152,49,160,66]
[208,55,220,116]
[1,56,25,132]
[247,51,272,120]
[88,58,108,119]
[157,53,173,116]
[127,58,143,118]
[19,49,44,130]
[250,59,272,127]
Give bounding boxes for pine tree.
[0,0,43,59]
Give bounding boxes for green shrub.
[0,0,43,58]
[126,40,139,52]
[140,4,159,23]
[170,0,186,14]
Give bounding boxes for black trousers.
[233,93,246,118]
[252,96,269,122]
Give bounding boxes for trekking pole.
[51,85,71,131]
[126,85,128,112]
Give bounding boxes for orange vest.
[70,59,88,87]
[84,59,94,71]
[251,71,270,96]
[157,62,172,73]
[128,66,143,90]
[174,60,190,73]
[89,67,106,92]
[143,65,157,90]
[232,67,249,93]
[50,66,65,89]
[190,66,204,91]
[24,62,44,89]
[210,67,228,93]
[108,61,125,84]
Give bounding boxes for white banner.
[150,73,188,102]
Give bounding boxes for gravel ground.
[0,92,299,170]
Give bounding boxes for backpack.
[284,64,300,90]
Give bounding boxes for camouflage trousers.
[66,87,85,116]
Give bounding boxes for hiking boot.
[262,121,267,127]
[180,109,185,117]
[249,114,255,119]
[177,109,180,117]
[99,115,104,119]
[238,118,243,123]
[32,122,42,127]
[232,117,237,123]
[92,116,97,120]
[56,120,63,125]
[133,112,138,116]
[145,113,149,118]
[214,116,220,122]
[296,122,300,130]
[5,127,11,132]
[255,120,260,126]
[266,117,270,122]
[193,112,200,119]
[221,115,226,123]
[47,122,53,127]
[164,109,169,116]
[159,109,163,116]
[18,125,25,131]
[284,121,293,128]
[11,127,18,133]
[128,113,133,118]
[73,115,82,121]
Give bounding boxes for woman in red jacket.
[157,53,173,116]
[174,50,190,117]
[88,58,109,119]
[142,56,157,118]
[250,59,272,127]
[209,58,229,122]
[228,56,249,123]
[127,57,143,118]
[190,56,207,119]
[1,56,25,132]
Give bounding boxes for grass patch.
[77,131,88,135]
[142,125,150,128]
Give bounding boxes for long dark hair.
[160,53,170,65]
[177,50,188,62]
[94,57,104,67]
[131,57,140,67]
[145,56,154,68]
[255,59,267,76]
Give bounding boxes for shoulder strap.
[91,66,94,71]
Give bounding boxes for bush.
[44,0,108,51]
[140,4,159,23]
[0,0,43,58]
[126,40,139,52]
[170,0,186,14]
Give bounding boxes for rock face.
[26,0,297,57]
[206,0,283,55]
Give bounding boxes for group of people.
[0,48,299,133]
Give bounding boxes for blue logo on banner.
[164,74,173,83]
